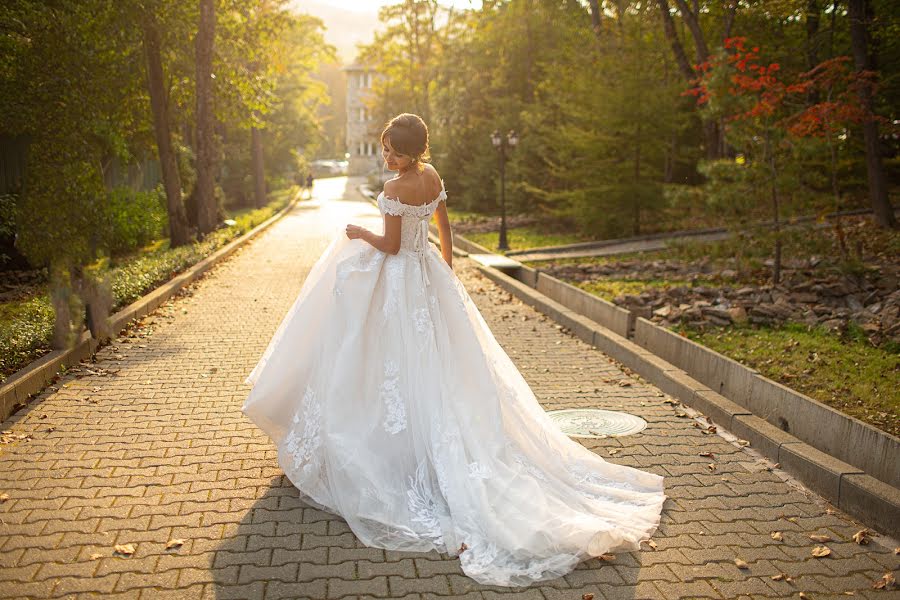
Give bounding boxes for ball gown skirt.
[242,189,666,587]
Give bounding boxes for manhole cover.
[546,408,647,438]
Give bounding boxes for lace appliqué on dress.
[406,460,445,547]
[467,461,491,480]
[283,384,323,478]
[383,257,405,317]
[380,358,406,435]
[334,248,381,297]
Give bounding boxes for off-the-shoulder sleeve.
[378,194,405,216]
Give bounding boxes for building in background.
[343,63,380,176]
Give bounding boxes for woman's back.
[384,164,443,207]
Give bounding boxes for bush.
[100,186,168,257]
[0,294,54,377]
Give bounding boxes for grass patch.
[0,187,296,382]
[463,228,589,253]
[680,321,900,437]
[574,279,695,299]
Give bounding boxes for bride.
[242,113,666,587]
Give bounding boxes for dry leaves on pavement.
[113,544,135,557]
[852,529,870,545]
[872,572,895,590]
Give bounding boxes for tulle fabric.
[242,192,666,587]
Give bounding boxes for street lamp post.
[491,129,519,251]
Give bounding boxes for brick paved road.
[1,177,896,600]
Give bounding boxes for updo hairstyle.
[381,113,430,172]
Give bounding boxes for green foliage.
[100,187,169,257]
[0,294,54,378]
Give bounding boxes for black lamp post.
[491,129,519,251]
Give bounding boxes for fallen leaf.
[771,573,790,581]
[799,593,809,599]
[851,529,870,545]
[735,558,749,569]
[0,493,9,503]
[608,449,619,455]
[872,572,895,590]
[617,380,632,387]
[113,544,135,557]
[457,542,468,554]
[708,463,716,470]
[165,539,185,550]
[582,594,595,600]
[809,534,832,543]
[894,547,900,555]
[843,592,855,596]
[598,553,615,561]
[699,452,714,457]
[811,545,831,558]
[737,439,750,447]
[771,531,783,541]
[89,553,103,560]
[641,540,657,550]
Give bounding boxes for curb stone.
[0,189,303,424]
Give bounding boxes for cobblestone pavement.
[1,177,897,600]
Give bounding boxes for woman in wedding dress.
[242,113,666,587]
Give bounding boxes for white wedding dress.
[242,183,666,587]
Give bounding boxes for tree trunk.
[195,0,217,235]
[142,15,191,247]
[806,0,821,104]
[848,0,896,228]
[656,0,694,80]
[656,0,721,159]
[251,125,265,209]
[766,131,782,285]
[672,0,709,62]
[588,0,602,39]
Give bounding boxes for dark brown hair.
[381,113,430,169]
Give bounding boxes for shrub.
[100,186,168,257]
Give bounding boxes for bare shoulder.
[423,163,442,184]
[383,177,401,198]
[422,164,443,197]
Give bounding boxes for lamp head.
[491,130,501,148]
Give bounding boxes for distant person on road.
[305,173,314,199]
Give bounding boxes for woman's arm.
[346,216,402,254]
[434,201,453,268]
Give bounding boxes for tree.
[847,0,896,229]
[141,8,192,246]
[655,0,736,160]
[195,0,218,234]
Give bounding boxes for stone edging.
[0,190,303,424]
[478,248,900,537]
